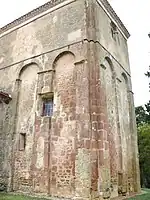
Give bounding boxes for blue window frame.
[42,99,53,117]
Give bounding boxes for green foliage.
[145,67,150,92]
[135,106,148,125]
[128,189,150,199]
[0,190,150,200]
[145,68,150,78]
[135,101,150,188]
[0,193,47,200]
[135,101,150,125]
[145,71,150,78]
[137,124,150,188]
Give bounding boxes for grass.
[0,189,150,200]
[128,189,150,200]
[0,193,46,200]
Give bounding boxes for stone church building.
[0,0,140,199]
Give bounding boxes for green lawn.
[128,189,150,200]
[0,189,150,200]
[0,193,46,200]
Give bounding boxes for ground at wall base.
[127,189,150,200]
[0,190,149,200]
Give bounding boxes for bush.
[138,124,150,188]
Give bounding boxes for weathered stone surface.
[0,0,140,199]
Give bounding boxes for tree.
[135,66,150,188]
[138,124,150,188]
[145,66,150,78]
[135,101,150,188]
[145,66,150,92]
[135,101,150,125]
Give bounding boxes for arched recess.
[53,51,75,68]
[122,72,128,85]
[105,57,114,72]
[50,51,76,197]
[100,56,115,87]
[100,56,118,196]
[13,63,39,191]
[119,73,129,167]
[117,72,132,193]
[122,73,131,170]
[52,51,76,117]
[121,73,129,131]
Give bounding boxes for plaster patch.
[53,16,57,23]
[0,57,4,64]
[60,120,76,137]
[68,29,81,42]
[25,172,30,179]
[36,136,44,169]
[42,86,50,94]
[75,149,91,197]
[11,26,43,60]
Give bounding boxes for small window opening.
[42,98,53,117]
[19,133,26,151]
[110,21,118,41]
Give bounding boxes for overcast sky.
[0,0,149,106]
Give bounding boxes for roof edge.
[0,0,66,35]
[98,0,130,39]
[0,0,130,39]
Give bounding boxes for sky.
[0,0,149,106]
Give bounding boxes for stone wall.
[93,0,140,197]
[0,0,140,199]
[94,0,130,74]
[13,63,39,192]
[0,0,86,70]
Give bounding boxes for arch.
[101,56,116,80]
[100,55,118,191]
[121,72,128,85]
[100,64,106,70]
[16,62,39,132]
[13,61,39,189]
[18,62,39,79]
[105,56,114,72]
[52,51,75,69]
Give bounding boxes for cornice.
[0,0,130,39]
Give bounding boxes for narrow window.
[118,172,123,194]
[19,133,26,151]
[110,21,118,41]
[42,98,53,117]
